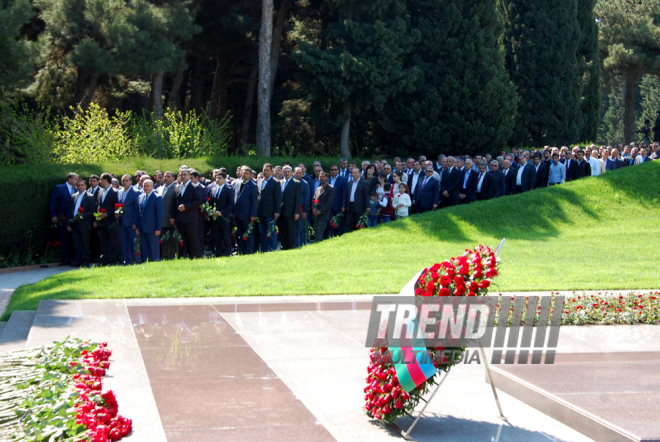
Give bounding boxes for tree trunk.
[150,70,165,118]
[256,0,274,156]
[209,58,222,118]
[268,0,291,93]
[623,73,637,144]
[168,69,184,111]
[340,99,352,159]
[78,71,99,110]
[241,62,258,153]
[74,68,88,105]
[190,58,204,112]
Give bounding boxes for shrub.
[0,100,56,166]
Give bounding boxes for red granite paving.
[127,305,336,442]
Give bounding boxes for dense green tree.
[598,78,624,145]
[577,0,600,142]
[0,0,34,91]
[390,0,517,155]
[499,0,582,146]
[294,0,421,158]
[595,0,660,143]
[636,74,660,140]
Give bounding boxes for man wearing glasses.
[412,166,440,213]
[327,164,346,237]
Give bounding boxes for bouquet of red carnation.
[329,212,344,229]
[356,212,368,230]
[200,198,227,221]
[265,219,277,240]
[133,235,141,257]
[160,226,183,247]
[94,208,107,221]
[69,207,85,224]
[51,213,67,228]
[115,203,125,218]
[363,245,501,424]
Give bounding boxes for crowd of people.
[49,141,659,267]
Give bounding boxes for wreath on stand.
[363,245,501,423]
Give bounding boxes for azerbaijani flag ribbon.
[390,316,437,393]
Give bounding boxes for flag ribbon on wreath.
[390,316,437,393]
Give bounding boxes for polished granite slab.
[127,305,335,442]
[491,352,660,442]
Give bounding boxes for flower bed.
[491,292,660,326]
[0,338,131,442]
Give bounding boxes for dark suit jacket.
[281,178,302,217]
[535,164,549,188]
[117,186,139,228]
[605,158,623,171]
[300,180,311,213]
[157,183,177,226]
[476,172,494,200]
[328,175,346,212]
[137,192,164,233]
[209,183,235,219]
[414,176,440,210]
[489,170,506,198]
[96,187,118,226]
[460,169,479,202]
[519,162,536,192]
[577,160,591,178]
[301,174,315,206]
[233,179,258,221]
[313,184,335,219]
[50,183,75,219]
[445,167,462,200]
[502,168,516,195]
[67,191,97,230]
[342,178,370,213]
[257,177,282,218]
[174,181,203,224]
[565,159,579,181]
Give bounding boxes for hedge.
[0,156,363,254]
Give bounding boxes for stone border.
[0,263,61,275]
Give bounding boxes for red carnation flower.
[454,276,465,286]
[99,208,106,213]
[479,280,490,289]
[469,281,479,292]
[179,240,184,246]
[242,237,248,241]
[207,197,210,201]
[440,275,452,287]
[314,199,319,204]
[78,207,84,213]
[455,285,466,296]
[439,288,451,297]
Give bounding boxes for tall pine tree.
[391,0,517,155]
[499,0,582,146]
[0,0,34,91]
[294,0,421,158]
[577,0,600,142]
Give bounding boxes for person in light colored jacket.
[392,183,412,218]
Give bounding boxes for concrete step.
[0,311,36,353]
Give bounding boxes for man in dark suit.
[408,161,423,214]
[87,174,102,263]
[515,156,536,194]
[312,171,335,242]
[342,168,370,233]
[565,154,579,181]
[441,157,462,207]
[459,159,478,204]
[191,170,210,255]
[233,165,258,255]
[66,179,96,267]
[532,153,549,188]
[502,159,516,196]
[488,161,506,198]
[50,172,78,265]
[294,167,311,247]
[338,158,349,179]
[576,150,592,179]
[280,166,302,249]
[413,166,440,213]
[605,149,624,171]
[136,180,164,262]
[475,163,494,201]
[173,168,203,258]
[209,172,234,257]
[117,174,140,265]
[256,163,281,252]
[94,173,119,265]
[326,164,346,237]
[157,171,179,260]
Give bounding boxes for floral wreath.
[364,245,501,423]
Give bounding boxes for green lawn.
[5,162,659,320]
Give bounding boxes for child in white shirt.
[393,183,411,218]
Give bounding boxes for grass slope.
[5,162,660,320]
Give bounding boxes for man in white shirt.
[586,146,600,176]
